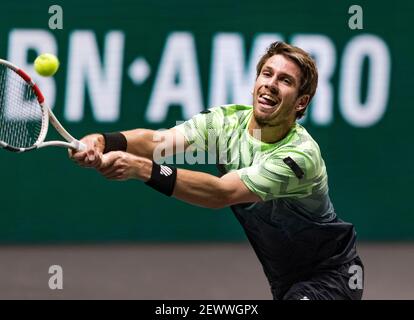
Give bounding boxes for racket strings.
[0,65,43,148]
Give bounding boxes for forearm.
[121,128,186,161]
[172,169,233,209]
[97,154,260,207]
[121,128,158,159]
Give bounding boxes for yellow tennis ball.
[34,53,60,77]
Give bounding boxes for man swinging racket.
[70,41,364,300]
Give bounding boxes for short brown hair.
[256,41,318,119]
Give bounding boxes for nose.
[264,78,279,95]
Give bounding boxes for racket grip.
[74,140,87,151]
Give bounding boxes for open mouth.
[258,94,279,108]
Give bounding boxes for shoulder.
[201,104,252,128]
[269,124,325,179]
[205,104,252,118]
[284,124,322,157]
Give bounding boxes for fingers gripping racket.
[0,59,85,152]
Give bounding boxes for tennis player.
[70,41,364,300]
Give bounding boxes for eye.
[262,70,272,77]
[282,78,292,85]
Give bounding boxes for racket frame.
[0,58,85,152]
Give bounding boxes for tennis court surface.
[0,243,413,299]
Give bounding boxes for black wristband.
[101,132,127,154]
[145,162,177,197]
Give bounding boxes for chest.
[220,148,273,173]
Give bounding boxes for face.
[253,54,307,126]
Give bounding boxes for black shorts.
[275,257,364,300]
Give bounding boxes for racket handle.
[73,140,87,151]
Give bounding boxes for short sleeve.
[174,107,224,152]
[236,152,318,201]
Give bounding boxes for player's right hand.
[69,133,105,168]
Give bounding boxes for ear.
[295,95,310,113]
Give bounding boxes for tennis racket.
[0,58,85,152]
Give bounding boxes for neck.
[248,116,295,144]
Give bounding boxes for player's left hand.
[69,133,105,168]
[98,151,151,181]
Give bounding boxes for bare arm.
[71,125,260,208]
[98,152,261,209]
[69,128,187,167]
[122,127,187,160]
[172,169,261,209]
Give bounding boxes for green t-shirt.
[175,104,330,211]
